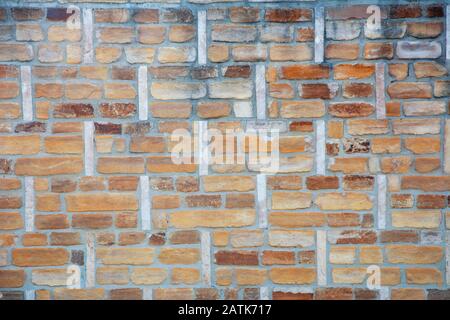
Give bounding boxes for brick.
[380,156,412,174]
[0,81,20,99]
[265,9,312,22]
[172,268,200,284]
[343,83,373,99]
[0,135,40,155]
[364,42,394,59]
[348,119,389,135]
[393,119,440,135]
[97,157,145,174]
[96,47,122,64]
[270,45,312,61]
[414,62,447,78]
[16,24,44,41]
[325,43,359,60]
[97,248,154,265]
[281,64,329,80]
[269,230,314,248]
[329,103,374,118]
[270,268,315,284]
[0,44,33,62]
[269,212,326,228]
[54,288,105,300]
[0,212,23,230]
[334,64,375,80]
[131,268,167,285]
[97,27,134,44]
[392,210,441,229]
[212,25,256,42]
[389,63,408,80]
[215,250,258,265]
[147,156,196,173]
[392,288,425,300]
[272,192,311,210]
[329,158,368,174]
[0,270,25,288]
[66,194,138,212]
[280,101,325,118]
[404,137,440,154]
[95,9,129,23]
[203,176,254,192]
[315,193,372,211]
[73,214,112,229]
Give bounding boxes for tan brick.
[0,135,40,155]
[171,268,199,284]
[203,176,254,192]
[66,193,138,212]
[315,193,372,211]
[392,210,441,229]
[0,212,23,230]
[97,157,145,174]
[131,268,167,285]
[271,192,312,209]
[171,210,255,228]
[386,245,443,264]
[159,248,200,264]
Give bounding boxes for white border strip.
[447,5,450,60]
[86,232,95,288]
[83,8,94,63]
[138,65,148,121]
[25,176,34,232]
[314,7,325,63]
[201,231,211,286]
[140,176,151,231]
[198,10,207,65]
[377,174,387,229]
[257,174,267,228]
[84,121,94,176]
[260,287,270,300]
[317,230,327,286]
[198,121,208,176]
[444,119,450,174]
[20,66,32,121]
[256,64,266,120]
[375,62,386,119]
[316,120,325,175]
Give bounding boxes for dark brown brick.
[215,250,258,265]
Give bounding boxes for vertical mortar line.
[138,65,148,121]
[86,232,95,288]
[314,6,324,64]
[143,288,153,300]
[20,66,32,121]
[444,119,450,174]
[25,290,34,301]
[316,120,326,175]
[260,287,269,300]
[201,231,211,286]
[24,176,34,232]
[257,174,267,228]
[198,10,207,65]
[198,121,208,176]
[83,8,94,64]
[84,121,94,176]
[447,5,450,60]
[377,174,387,230]
[375,62,386,119]
[256,64,266,120]
[316,230,327,286]
[140,176,151,231]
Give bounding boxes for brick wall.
[0,0,449,300]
